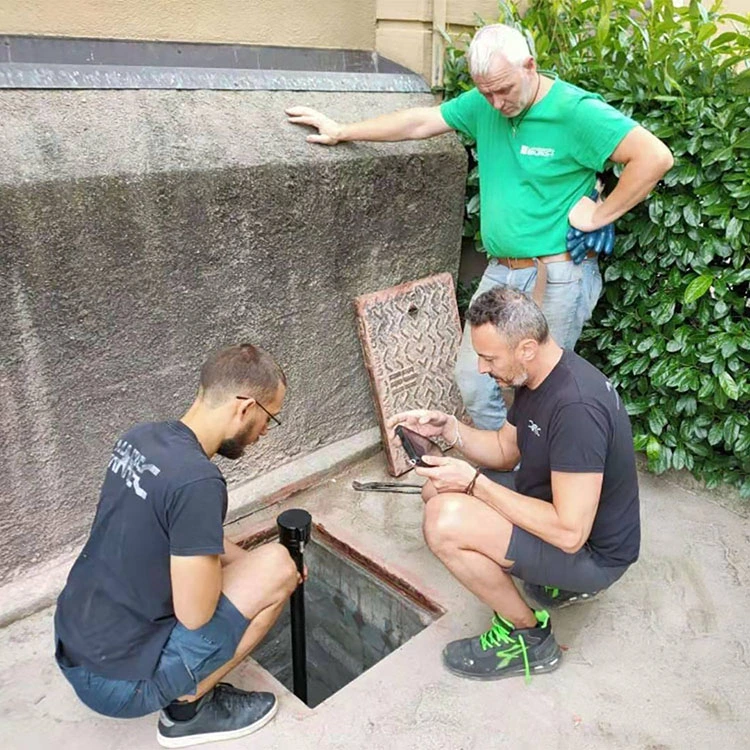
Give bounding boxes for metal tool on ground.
[351,480,422,494]
[277,508,312,703]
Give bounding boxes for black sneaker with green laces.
[523,582,599,609]
[156,683,278,748]
[442,610,561,682]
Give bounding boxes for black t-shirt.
[507,350,640,567]
[55,421,227,681]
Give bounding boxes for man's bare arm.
[453,420,521,471]
[170,554,222,630]
[472,470,603,553]
[569,126,674,232]
[286,106,451,145]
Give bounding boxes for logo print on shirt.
[520,145,555,158]
[528,419,542,437]
[605,380,621,411]
[108,440,161,499]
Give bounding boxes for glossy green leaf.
[646,436,661,461]
[718,371,740,400]
[683,204,701,227]
[648,408,668,436]
[726,217,743,242]
[683,275,713,304]
[448,0,750,498]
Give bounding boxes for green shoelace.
[478,611,550,684]
[544,586,560,599]
[478,614,531,684]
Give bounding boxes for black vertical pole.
[276,508,312,704]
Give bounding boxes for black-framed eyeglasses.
[236,396,282,428]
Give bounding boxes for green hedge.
[441,0,750,497]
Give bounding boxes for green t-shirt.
[440,79,637,259]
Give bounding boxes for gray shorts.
[483,469,630,594]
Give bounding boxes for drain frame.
[239,520,445,708]
[240,522,444,618]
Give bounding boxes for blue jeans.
[455,257,603,429]
[55,594,249,719]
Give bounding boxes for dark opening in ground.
[251,530,442,708]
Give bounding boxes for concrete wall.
[0,0,376,50]
[0,89,466,584]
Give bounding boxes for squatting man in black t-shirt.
[55,344,301,747]
[390,285,640,681]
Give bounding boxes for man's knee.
[423,495,467,553]
[230,542,298,600]
[265,543,299,597]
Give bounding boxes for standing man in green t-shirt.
[287,24,673,430]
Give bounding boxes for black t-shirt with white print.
[55,421,227,681]
[507,350,640,567]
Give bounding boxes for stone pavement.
[1,452,748,750]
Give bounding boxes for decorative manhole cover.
[355,273,465,476]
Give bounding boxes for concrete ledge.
[0,549,80,631]
[226,427,382,522]
[0,63,430,92]
[0,428,381,629]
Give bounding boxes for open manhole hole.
[245,525,443,708]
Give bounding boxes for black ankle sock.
[165,699,200,722]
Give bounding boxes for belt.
[491,251,596,306]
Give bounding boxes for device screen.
[395,425,443,467]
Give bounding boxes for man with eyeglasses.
[54,343,297,747]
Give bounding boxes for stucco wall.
[376,0,501,83]
[0,89,466,583]
[722,0,750,17]
[0,0,376,50]
[4,1,746,82]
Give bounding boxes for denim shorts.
[55,594,249,719]
[482,469,630,594]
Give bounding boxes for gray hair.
[465,285,549,345]
[467,24,532,77]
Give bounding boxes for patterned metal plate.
[355,273,465,476]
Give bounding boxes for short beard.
[217,438,244,460]
[217,422,255,460]
[512,370,529,388]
